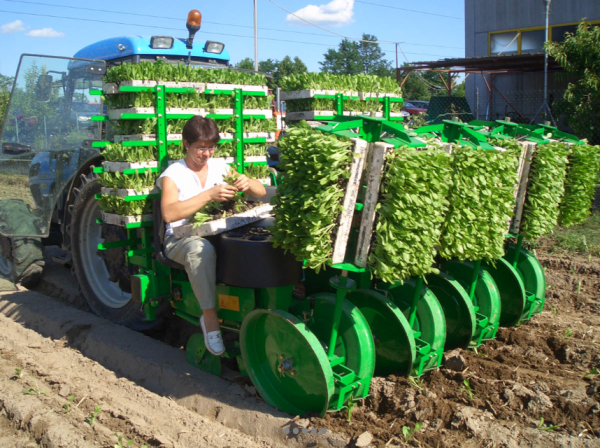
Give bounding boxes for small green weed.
[402,422,423,443]
[86,405,102,429]
[63,395,75,414]
[460,379,476,401]
[407,376,424,390]
[537,417,559,432]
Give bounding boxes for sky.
[0,0,466,78]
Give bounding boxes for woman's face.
[185,139,216,167]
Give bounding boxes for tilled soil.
[311,250,600,447]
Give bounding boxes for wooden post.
[510,142,536,234]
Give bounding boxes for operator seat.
[152,198,186,271]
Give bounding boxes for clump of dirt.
[310,249,600,447]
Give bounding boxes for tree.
[546,21,600,143]
[320,34,394,77]
[0,73,14,130]
[234,58,255,70]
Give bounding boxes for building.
[463,0,600,123]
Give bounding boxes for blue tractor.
[0,11,230,329]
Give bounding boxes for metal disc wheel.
[377,278,446,375]
[186,333,222,376]
[70,172,161,330]
[240,309,334,416]
[346,289,416,377]
[425,272,477,350]
[482,258,526,327]
[440,260,502,346]
[289,293,375,396]
[504,244,546,317]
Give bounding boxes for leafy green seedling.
[551,307,558,316]
[63,395,75,414]
[537,417,559,432]
[460,379,476,401]
[23,386,47,396]
[114,433,134,448]
[408,376,424,391]
[584,368,599,380]
[13,368,24,380]
[86,405,102,429]
[562,329,573,339]
[402,422,423,443]
[346,391,357,423]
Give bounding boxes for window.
[521,30,546,52]
[552,24,579,43]
[490,32,519,55]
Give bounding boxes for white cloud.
[286,0,354,27]
[1,20,26,34]
[26,27,65,38]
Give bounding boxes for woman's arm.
[160,177,237,223]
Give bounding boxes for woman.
[157,116,266,355]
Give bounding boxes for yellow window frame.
[488,20,600,56]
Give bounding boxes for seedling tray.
[107,108,207,120]
[103,80,206,95]
[113,132,276,143]
[102,212,153,227]
[172,203,274,238]
[102,161,158,172]
[100,187,160,198]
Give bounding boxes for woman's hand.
[233,174,251,193]
[210,184,237,201]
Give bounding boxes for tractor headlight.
[150,36,174,49]
[204,41,225,54]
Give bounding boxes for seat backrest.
[152,198,185,270]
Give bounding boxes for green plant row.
[280,72,401,95]
[285,98,402,113]
[103,92,272,111]
[245,164,270,179]
[369,149,453,283]
[97,195,151,216]
[98,171,158,190]
[214,142,266,158]
[558,144,600,227]
[110,117,277,136]
[105,61,267,85]
[439,146,520,261]
[271,125,353,271]
[520,142,570,240]
[101,143,185,162]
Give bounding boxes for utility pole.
[254,0,259,71]
[531,0,556,125]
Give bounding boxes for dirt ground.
[311,250,600,447]
[0,245,599,447]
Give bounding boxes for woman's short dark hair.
[182,116,220,146]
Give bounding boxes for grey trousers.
[164,234,216,309]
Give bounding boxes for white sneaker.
[200,315,225,356]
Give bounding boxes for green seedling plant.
[562,328,574,339]
[346,391,357,423]
[13,368,24,380]
[23,383,48,396]
[583,367,599,379]
[97,195,151,217]
[86,405,102,429]
[63,394,75,414]
[402,422,423,443]
[114,433,143,448]
[407,376,424,391]
[537,417,559,432]
[460,379,476,401]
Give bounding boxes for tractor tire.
[0,235,44,288]
[68,170,164,331]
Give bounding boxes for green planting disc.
[290,293,375,397]
[440,260,501,346]
[482,258,526,327]
[504,244,546,315]
[376,279,446,376]
[186,333,222,376]
[425,272,477,350]
[345,289,416,377]
[240,309,334,416]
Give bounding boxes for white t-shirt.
[156,158,229,236]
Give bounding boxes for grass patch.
[535,212,600,256]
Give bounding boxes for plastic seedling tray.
[172,203,274,238]
[114,134,183,143]
[210,109,273,119]
[107,107,208,120]
[358,92,402,100]
[103,80,206,95]
[102,212,153,227]
[100,187,160,198]
[102,161,158,172]
[205,83,268,93]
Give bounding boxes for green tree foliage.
[234,56,308,89]
[0,73,15,130]
[546,21,600,144]
[234,57,255,70]
[320,34,393,77]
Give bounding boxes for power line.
[355,0,464,20]
[1,0,464,49]
[0,8,455,58]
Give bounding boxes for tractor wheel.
[0,235,44,288]
[69,171,163,331]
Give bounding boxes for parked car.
[402,101,428,115]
